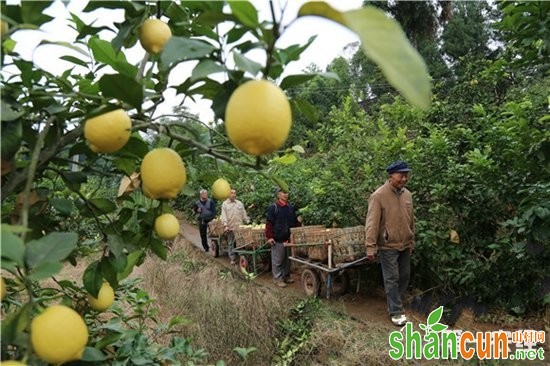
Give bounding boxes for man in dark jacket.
[194,189,216,252]
[265,188,300,288]
[365,161,414,326]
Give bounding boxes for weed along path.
[178,220,405,330]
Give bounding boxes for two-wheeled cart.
[233,226,271,275]
[288,226,369,299]
[208,219,228,258]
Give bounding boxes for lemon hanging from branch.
[225,80,292,156]
[139,19,172,54]
[87,282,115,312]
[155,213,180,240]
[30,305,89,364]
[212,178,231,200]
[84,109,131,153]
[140,148,186,199]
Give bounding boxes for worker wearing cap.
[365,160,415,326]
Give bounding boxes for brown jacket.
[365,181,414,256]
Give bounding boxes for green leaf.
[107,235,125,258]
[427,306,444,326]
[81,346,108,361]
[292,98,318,124]
[191,59,226,82]
[19,1,54,26]
[232,51,263,76]
[150,238,167,260]
[83,261,103,297]
[1,100,25,121]
[1,228,25,267]
[160,37,216,72]
[95,332,123,350]
[271,153,297,165]
[298,4,431,109]
[229,1,259,28]
[280,72,339,90]
[430,323,448,332]
[268,175,289,193]
[117,250,144,281]
[99,74,143,110]
[28,261,63,281]
[25,232,78,268]
[0,302,32,344]
[99,256,119,287]
[50,198,74,216]
[292,145,305,154]
[88,198,117,215]
[60,171,88,192]
[88,37,137,78]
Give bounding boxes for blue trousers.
[378,248,411,316]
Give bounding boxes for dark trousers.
[199,219,209,251]
[378,248,411,316]
[271,242,290,281]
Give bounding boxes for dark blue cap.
[386,161,411,174]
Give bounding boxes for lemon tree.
[0,0,430,363]
[87,282,115,312]
[154,213,180,240]
[30,305,89,364]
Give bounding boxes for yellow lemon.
[84,109,131,153]
[155,213,180,240]
[1,277,6,300]
[1,361,27,366]
[225,80,292,156]
[139,19,172,54]
[212,178,231,200]
[1,20,9,38]
[87,282,115,312]
[140,148,186,199]
[30,305,89,364]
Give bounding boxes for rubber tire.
[321,271,350,297]
[301,268,321,297]
[239,255,254,273]
[209,238,219,258]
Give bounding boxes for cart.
[207,219,228,258]
[288,226,369,299]
[233,226,271,275]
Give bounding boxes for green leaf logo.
[423,306,448,334]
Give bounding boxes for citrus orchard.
[154,213,180,240]
[212,178,231,200]
[30,305,89,364]
[140,148,187,199]
[139,19,172,54]
[87,282,115,312]
[84,109,131,153]
[225,80,292,156]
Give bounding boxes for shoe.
[284,278,295,284]
[275,281,287,288]
[391,314,407,326]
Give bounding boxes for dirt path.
[179,220,407,331]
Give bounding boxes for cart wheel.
[330,271,350,296]
[239,255,253,274]
[209,238,219,258]
[301,268,321,297]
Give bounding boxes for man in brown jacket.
[365,161,414,326]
